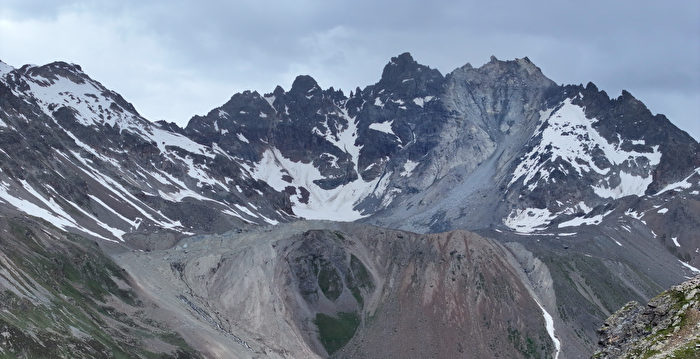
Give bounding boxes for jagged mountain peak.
[615,89,646,107]
[377,52,443,91]
[0,59,146,130]
[18,61,87,83]
[451,55,556,90]
[271,84,285,97]
[290,74,321,95]
[45,60,84,73]
[585,81,600,92]
[567,81,694,146]
[382,52,422,73]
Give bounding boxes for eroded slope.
[110,221,561,358]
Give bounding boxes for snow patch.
[609,236,623,247]
[679,260,700,274]
[412,96,434,107]
[20,71,142,130]
[248,148,387,221]
[593,170,660,199]
[369,120,395,135]
[504,208,556,233]
[148,127,215,158]
[401,160,419,177]
[624,209,644,220]
[263,95,276,110]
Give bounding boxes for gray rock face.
[594,275,700,358]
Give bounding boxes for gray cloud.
[0,0,698,139]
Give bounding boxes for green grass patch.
[0,219,199,358]
[670,342,700,359]
[345,255,373,307]
[314,312,360,355]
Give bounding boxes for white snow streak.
[671,237,680,247]
[679,260,700,274]
[656,168,699,195]
[557,210,614,228]
[534,298,560,359]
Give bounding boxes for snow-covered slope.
[2,55,696,253]
[504,96,663,233]
[0,61,292,242]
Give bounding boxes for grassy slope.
[0,215,201,359]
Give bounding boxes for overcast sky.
[1,1,698,139]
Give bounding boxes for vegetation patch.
[0,218,201,358]
[345,255,373,307]
[670,343,700,359]
[314,312,360,355]
[506,326,550,359]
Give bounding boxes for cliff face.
[594,276,700,358]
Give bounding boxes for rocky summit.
[0,53,698,358]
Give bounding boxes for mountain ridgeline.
[0,53,698,358]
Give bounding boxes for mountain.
[112,221,561,359]
[0,53,698,358]
[0,60,291,246]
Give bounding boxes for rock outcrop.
[594,276,700,358]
